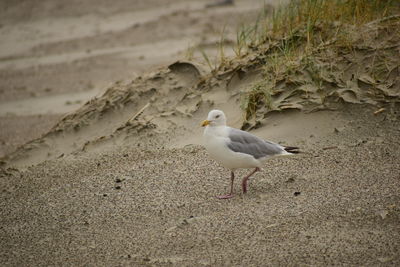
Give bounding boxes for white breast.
[203,126,262,170]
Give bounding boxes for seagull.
[201,109,299,199]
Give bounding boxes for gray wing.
[227,127,284,159]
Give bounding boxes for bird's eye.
[215,115,220,118]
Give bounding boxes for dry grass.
[265,0,397,45]
[187,0,399,124]
[238,0,400,121]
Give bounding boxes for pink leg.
[241,167,260,194]
[217,171,235,199]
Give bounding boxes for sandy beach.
[1,0,399,266]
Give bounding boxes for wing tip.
[284,146,300,154]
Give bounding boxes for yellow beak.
[201,120,210,127]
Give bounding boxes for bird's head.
[201,109,226,127]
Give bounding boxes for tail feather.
[284,146,300,154]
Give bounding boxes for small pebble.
[286,177,295,183]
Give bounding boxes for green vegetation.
[188,0,399,126]
[239,0,397,51]
[233,0,400,125]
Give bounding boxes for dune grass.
[188,0,398,123]
[237,0,399,122]
[239,0,397,51]
[199,0,399,69]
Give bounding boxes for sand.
[0,0,265,158]
[1,0,400,266]
[1,104,400,266]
